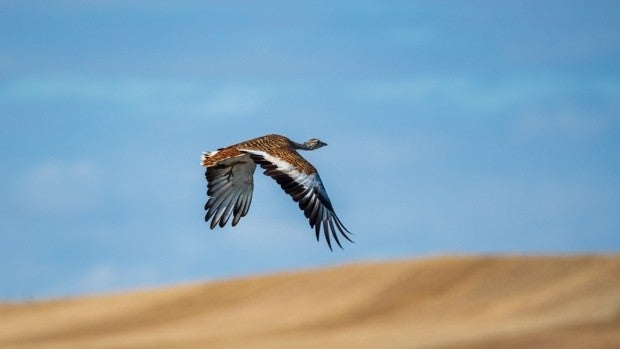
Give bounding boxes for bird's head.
[303,138,328,150]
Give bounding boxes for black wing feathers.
[204,157,255,229]
[245,152,353,250]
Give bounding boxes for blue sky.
[1,1,619,300]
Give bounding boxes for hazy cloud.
[0,76,269,117]
[15,160,102,216]
[64,262,160,297]
[515,109,612,139]
[351,74,620,115]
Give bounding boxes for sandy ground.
[2,255,619,349]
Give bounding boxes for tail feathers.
[201,147,245,167]
[200,150,217,166]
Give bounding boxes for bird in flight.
[200,134,353,250]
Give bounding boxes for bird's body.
[200,134,352,250]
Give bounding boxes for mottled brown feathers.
[201,134,316,174]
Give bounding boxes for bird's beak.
[321,141,328,146]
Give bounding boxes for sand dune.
[2,255,619,349]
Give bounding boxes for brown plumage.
[200,134,353,250]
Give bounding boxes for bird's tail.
[201,148,244,167]
[200,151,213,166]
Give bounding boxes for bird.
[200,134,353,250]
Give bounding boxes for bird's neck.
[291,141,313,151]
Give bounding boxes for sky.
[1,1,619,300]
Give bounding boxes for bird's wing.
[240,149,353,250]
[204,154,257,228]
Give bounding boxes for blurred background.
[1,1,619,300]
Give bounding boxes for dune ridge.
[2,255,619,349]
